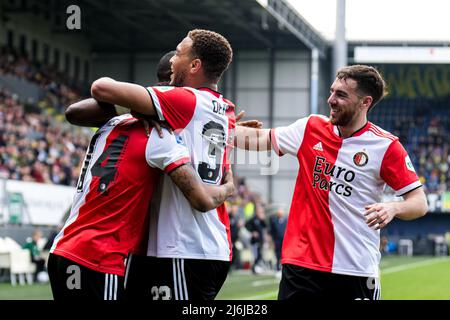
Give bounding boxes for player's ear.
[190,58,202,74]
[361,96,372,110]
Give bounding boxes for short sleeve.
[271,117,309,156]
[145,128,191,174]
[145,86,196,130]
[380,140,421,196]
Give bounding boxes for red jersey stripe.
[282,116,342,272]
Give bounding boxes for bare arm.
[394,187,428,220]
[364,187,428,230]
[65,98,118,127]
[169,164,235,212]
[234,125,271,151]
[91,77,157,116]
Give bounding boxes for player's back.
[146,86,235,261]
[51,115,162,276]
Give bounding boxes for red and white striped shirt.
[145,86,236,261]
[271,115,421,277]
[51,114,190,276]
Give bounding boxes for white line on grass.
[241,291,279,300]
[382,257,450,275]
[251,279,279,287]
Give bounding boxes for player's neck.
[338,115,368,138]
[195,81,218,91]
[187,75,218,91]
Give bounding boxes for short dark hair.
[336,65,388,110]
[187,29,233,81]
[156,50,175,85]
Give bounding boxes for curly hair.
[336,65,388,110]
[187,29,233,81]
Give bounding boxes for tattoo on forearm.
[172,167,195,197]
[171,165,234,209]
[212,183,233,207]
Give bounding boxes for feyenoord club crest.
[353,151,368,167]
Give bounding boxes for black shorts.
[124,254,230,301]
[47,253,125,301]
[278,264,381,300]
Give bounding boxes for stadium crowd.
[390,111,450,195]
[0,86,90,185]
[0,46,88,112]
[0,46,91,186]
[414,117,450,194]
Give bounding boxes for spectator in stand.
[229,203,244,271]
[22,229,46,280]
[269,208,287,271]
[246,205,267,274]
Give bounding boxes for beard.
[329,106,356,126]
[170,69,187,87]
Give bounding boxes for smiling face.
[327,77,366,127]
[169,36,194,87]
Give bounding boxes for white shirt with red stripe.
[145,86,236,261]
[50,114,190,276]
[271,114,421,278]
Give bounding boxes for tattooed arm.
[169,164,235,212]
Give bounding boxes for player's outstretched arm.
[169,165,235,212]
[91,77,157,116]
[364,187,428,230]
[65,98,117,127]
[234,125,272,151]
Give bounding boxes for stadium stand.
[370,81,450,255]
[371,96,450,196]
[0,48,92,187]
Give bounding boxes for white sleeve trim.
[146,87,165,121]
[145,129,190,171]
[273,117,309,156]
[395,181,422,197]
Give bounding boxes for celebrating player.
[234,64,428,299]
[47,51,234,301]
[69,29,237,300]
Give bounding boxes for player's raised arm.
[65,98,118,127]
[91,77,157,116]
[169,165,235,212]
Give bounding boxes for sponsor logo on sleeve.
[175,134,185,146]
[405,155,416,172]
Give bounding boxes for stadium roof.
[2,0,328,55]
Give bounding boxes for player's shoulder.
[289,114,329,129]
[309,114,330,124]
[367,122,398,142]
[102,114,134,128]
[151,85,191,94]
[149,127,180,143]
[223,98,236,109]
